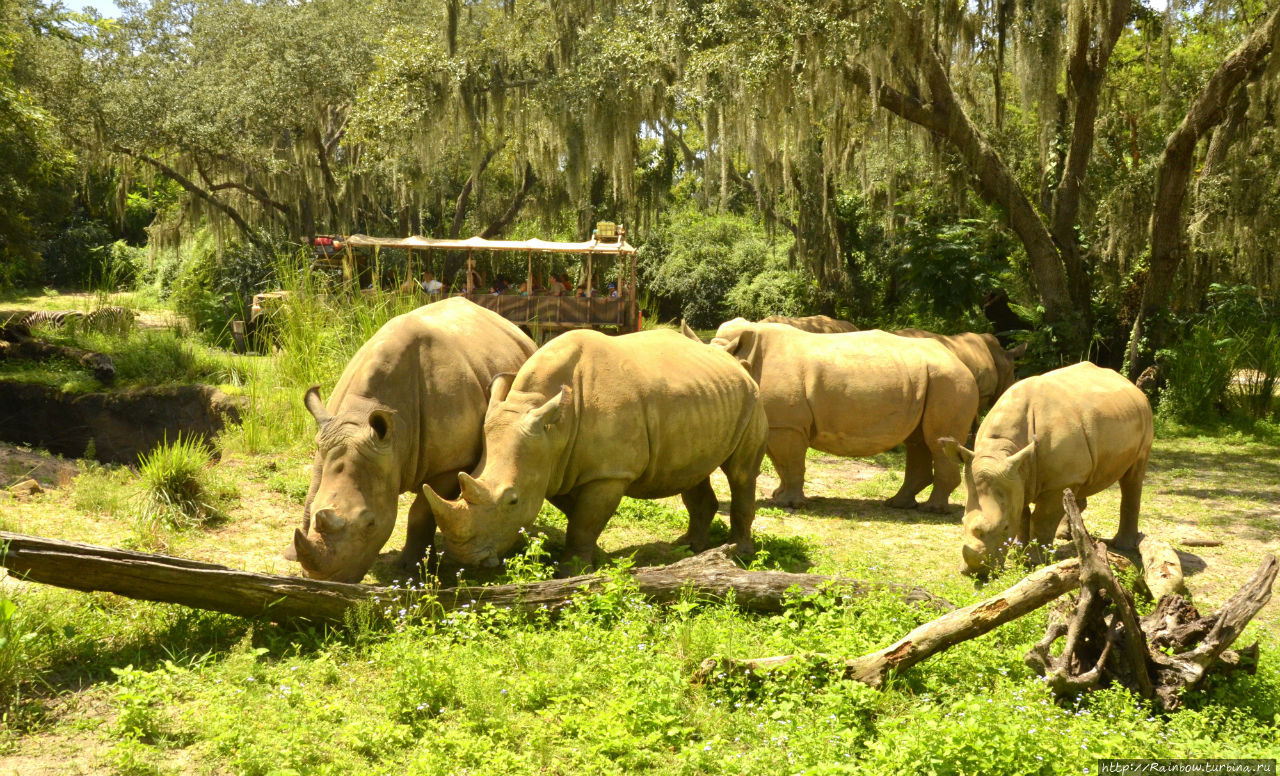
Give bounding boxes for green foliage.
[162,229,287,344]
[882,215,1013,330]
[1157,324,1239,424]
[0,592,44,712]
[136,434,231,532]
[14,323,232,391]
[1157,284,1280,424]
[638,209,806,328]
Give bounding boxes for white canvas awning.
[342,234,637,255]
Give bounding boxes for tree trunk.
[1128,5,1280,377]
[1025,491,1275,711]
[1050,0,1131,324]
[0,534,953,625]
[449,146,500,238]
[479,163,536,238]
[851,39,1079,344]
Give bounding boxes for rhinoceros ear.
[304,385,331,427]
[1006,437,1036,478]
[939,437,974,466]
[1006,341,1029,360]
[525,385,570,433]
[679,320,702,342]
[487,373,516,415]
[367,408,394,442]
[718,329,760,368]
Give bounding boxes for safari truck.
[340,222,641,337]
[233,224,640,352]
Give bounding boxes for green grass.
[3,284,1280,771]
[133,435,237,549]
[0,559,1276,774]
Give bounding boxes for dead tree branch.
[695,557,1082,688]
[0,535,952,626]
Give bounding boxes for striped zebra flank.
[21,310,86,330]
[84,306,136,335]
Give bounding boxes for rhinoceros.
[286,297,536,582]
[707,320,979,511]
[422,328,769,571]
[761,314,858,333]
[940,361,1152,575]
[894,329,1020,412]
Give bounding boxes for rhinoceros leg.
[887,426,933,509]
[558,479,627,576]
[1113,458,1146,551]
[720,430,764,556]
[1028,494,1065,565]
[766,428,809,507]
[677,478,718,553]
[396,492,437,573]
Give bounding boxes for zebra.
[20,310,86,331]
[84,306,136,335]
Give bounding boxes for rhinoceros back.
[327,297,536,489]
[978,361,1152,499]
[511,328,765,498]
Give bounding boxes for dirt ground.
[0,432,1277,774]
[2,432,1277,628]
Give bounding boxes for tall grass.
[218,254,426,455]
[134,435,233,549]
[269,254,424,391]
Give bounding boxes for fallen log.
[0,532,953,625]
[1025,491,1275,711]
[0,323,115,383]
[694,557,1082,688]
[1138,535,1186,600]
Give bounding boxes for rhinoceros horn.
[304,386,332,427]
[458,472,492,505]
[679,319,702,342]
[313,508,346,533]
[291,527,322,569]
[421,482,470,533]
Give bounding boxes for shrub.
[1156,325,1239,424]
[1156,284,1280,424]
[136,434,226,530]
[0,595,43,712]
[638,208,803,328]
[164,228,292,344]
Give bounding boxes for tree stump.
[1024,490,1275,711]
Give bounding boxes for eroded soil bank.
[0,382,242,464]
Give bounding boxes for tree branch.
[1142,4,1280,317]
[848,44,1075,328]
[1051,0,1131,308]
[114,145,258,241]
[479,162,536,238]
[450,144,501,238]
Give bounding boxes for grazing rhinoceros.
[422,328,768,571]
[940,361,1153,575]
[761,314,858,333]
[706,319,979,511]
[286,297,536,582]
[894,329,1020,412]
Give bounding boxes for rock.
[9,478,43,498]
